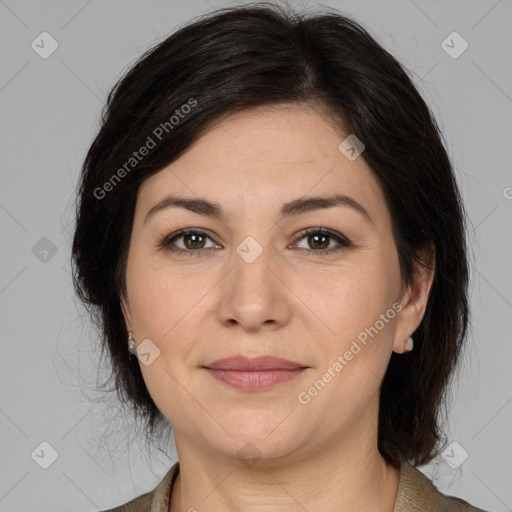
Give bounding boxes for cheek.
[128,278,172,337]
[307,264,395,345]
[125,247,199,335]
[308,275,397,398]
[301,267,398,409]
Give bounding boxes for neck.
[169,414,400,512]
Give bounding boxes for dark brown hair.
[71,2,470,468]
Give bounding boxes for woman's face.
[121,104,427,466]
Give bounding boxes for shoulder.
[99,462,180,512]
[101,491,153,512]
[395,457,490,512]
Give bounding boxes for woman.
[71,3,489,511]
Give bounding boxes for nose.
[216,241,292,332]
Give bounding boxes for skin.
[121,103,435,512]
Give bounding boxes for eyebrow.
[144,193,375,226]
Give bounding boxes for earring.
[404,334,414,354]
[127,331,137,356]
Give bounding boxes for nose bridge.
[232,232,277,297]
[216,231,290,330]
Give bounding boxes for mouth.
[203,368,307,391]
[202,355,309,391]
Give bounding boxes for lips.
[203,355,307,371]
[202,355,309,391]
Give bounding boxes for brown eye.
[162,228,219,256]
[161,227,350,257]
[307,233,330,250]
[182,233,207,250]
[295,228,351,255]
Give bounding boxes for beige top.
[102,457,489,512]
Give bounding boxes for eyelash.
[159,227,351,257]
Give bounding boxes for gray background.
[1,0,511,511]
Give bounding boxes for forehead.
[135,104,389,232]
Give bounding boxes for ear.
[393,243,435,354]
[120,295,133,333]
